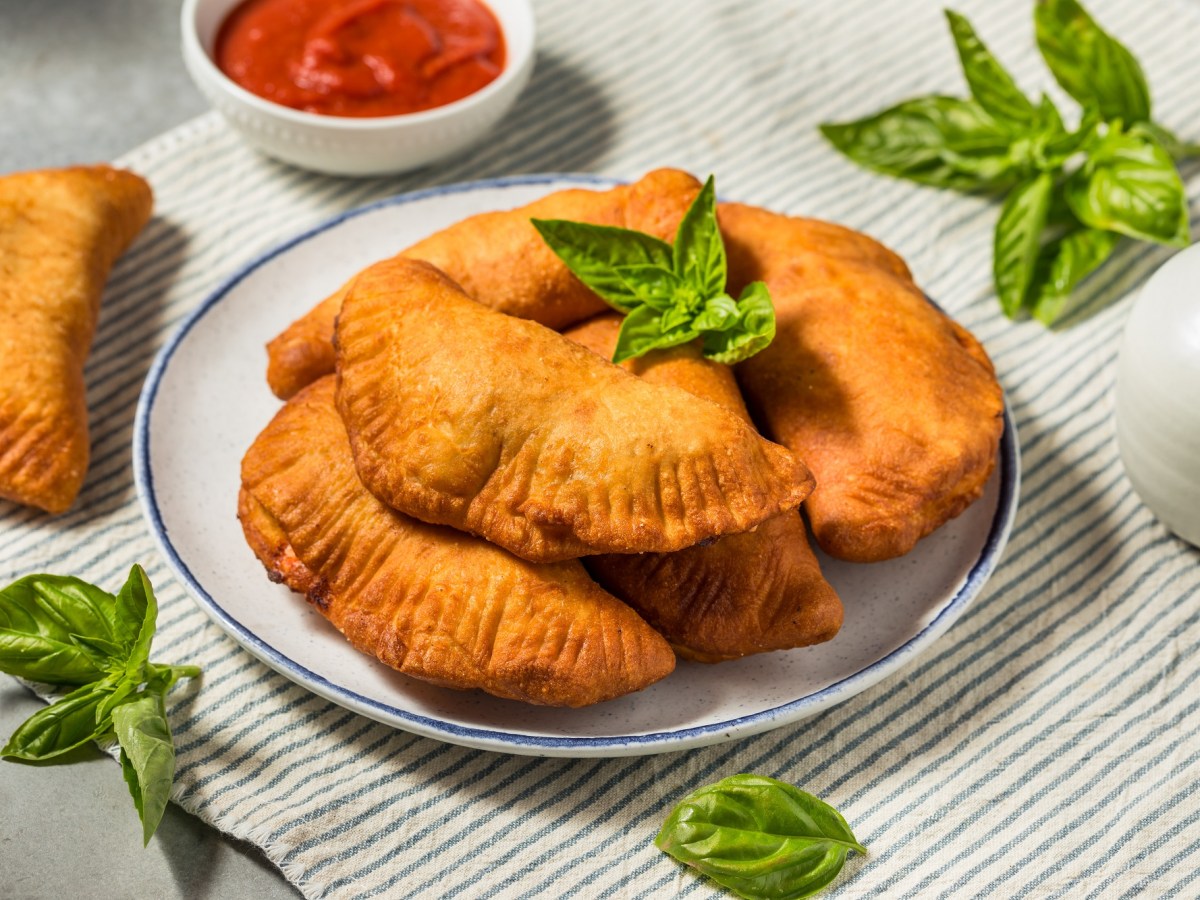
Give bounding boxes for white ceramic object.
[180,0,535,176]
[134,176,1020,757]
[1115,244,1200,548]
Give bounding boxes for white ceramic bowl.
[1115,244,1200,549]
[181,0,535,176]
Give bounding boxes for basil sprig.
[533,176,775,364]
[821,0,1195,325]
[0,566,199,844]
[1034,0,1149,123]
[1065,123,1190,246]
[656,774,865,900]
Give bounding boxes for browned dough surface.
[0,165,153,513]
[334,258,813,563]
[265,168,702,399]
[720,202,1005,562]
[239,377,675,707]
[566,314,842,662]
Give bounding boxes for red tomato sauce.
[214,0,506,117]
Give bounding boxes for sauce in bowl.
[214,0,506,118]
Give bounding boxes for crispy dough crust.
[566,314,842,661]
[334,258,813,564]
[0,165,152,513]
[720,202,1005,562]
[239,377,675,707]
[265,168,702,399]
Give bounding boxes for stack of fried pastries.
[241,169,1004,706]
[335,260,812,563]
[240,378,676,707]
[266,168,701,399]
[564,315,842,663]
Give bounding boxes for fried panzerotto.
[0,165,153,513]
[720,203,1005,563]
[334,258,813,564]
[239,377,675,707]
[566,314,842,662]
[266,168,702,399]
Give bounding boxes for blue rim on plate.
[133,174,1021,756]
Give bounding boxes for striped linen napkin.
[5,0,1200,896]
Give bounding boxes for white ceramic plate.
[134,175,1020,758]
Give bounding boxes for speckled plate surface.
[134,175,1020,758]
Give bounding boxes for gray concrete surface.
[0,683,301,899]
[0,2,301,897]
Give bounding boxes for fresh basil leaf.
[691,294,740,333]
[539,176,775,363]
[612,304,667,364]
[0,574,121,684]
[1034,0,1151,124]
[1133,122,1200,162]
[1030,227,1121,324]
[0,566,199,845]
[703,283,777,365]
[985,95,1072,180]
[2,575,119,644]
[1037,103,1100,171]
[530,219,673,313]
[660,303,694,334]
[946,10,1036,126]
[821,96,1021,191]
[612,305,695,364]
[114,565,157,673]
[118,747,143,830]
[144,662,203,696]
[656,774,865,900]
[69,634,127,673]
[1045,183,1077,230]
[95,673,142,724]
[112,692,175,845]
[1033,94,1065,135]
[612,264,692,313]
[0,681,112,761]
[0,629,106,686]
[1065,126,1189,247]
[994,172,1055,317]
[656,320,706,353]
[673,176,726,299]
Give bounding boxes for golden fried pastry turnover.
[566,314,842,662]
[720,203,1005,562]
[239,377,675,707]
[0,165,153,513]
[333,258,813,564]
[265,168,702,399]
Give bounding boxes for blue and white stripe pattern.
[4,0,1200,895]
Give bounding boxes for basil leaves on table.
[995,171,1055,317]
[2,680,115,760]
[656,774,865,900]
[0,565,199,844]
[946,10,1036,127]
[821,0,1196,325]
[0,574,121,685]
[1029,227,1121,325]
[818,96,1020,191]
[1034,0,1150,124]
[533,175,776,364]
[1065,124,1190,247]
[113,692,177,846]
